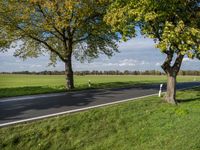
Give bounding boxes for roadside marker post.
[88,80,91,87]
[158,84,163,97]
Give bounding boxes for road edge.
[0,85,199,128]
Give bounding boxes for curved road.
[0,82,199,127]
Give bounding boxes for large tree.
[0,0,118,89]
[105,0,200,104]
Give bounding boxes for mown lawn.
[0,74,199,98]
[0,88,200,150]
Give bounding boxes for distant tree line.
[75,70,165,75]
[178,70,200,76]
[1,70,200,76]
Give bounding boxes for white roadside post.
[88,80,91,87]
[158,84,163,97]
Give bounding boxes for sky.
[0,36,199,72]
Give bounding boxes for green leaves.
[158,20,200,59]
[105,0,200,61]
[0,0,119,64]
[104,1,136,40]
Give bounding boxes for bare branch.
[28,35,66,62]
[73,34,91,43]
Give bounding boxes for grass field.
[0,74,199,98]
[0,87,199,150]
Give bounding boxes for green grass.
[0,74,199,98]
[0,88,200,150]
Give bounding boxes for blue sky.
[0,36,199,72]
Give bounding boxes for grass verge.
[0,87,200,150]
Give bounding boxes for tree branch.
[37,4,65,39]
[28,35,66,62]
[15,18,66,62]
[161,50,173,74]
[73,34,91,43]
[172,53,184,74]
[149,22,162,41]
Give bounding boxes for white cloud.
[118,59,136,66]
[141,60,150,65]
[89,59,149,67]
[183,57,198,62]
[1,37,200,72]
[155,62,162,66]
[103,63,118,66]
[30,64,42,68]
[118,37,157,51]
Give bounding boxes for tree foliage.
[105,0,200,103]
[0,0,119,63]
[105,0,200,61]
[0,0,119,89]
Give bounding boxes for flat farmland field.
[0,74,199,98]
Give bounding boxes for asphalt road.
[0,82,199,126]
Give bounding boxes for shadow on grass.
[0,81,199,99]
[177,87,200,103]
[0,81,163,98]
[0,86,66,98]
[177,97,200,103]
[77,81,162,90]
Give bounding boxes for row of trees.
[2,70,200,76]
[0,0,200,104]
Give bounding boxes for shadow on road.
[0,82,199,124]
[0,81,163,98]
[0,84,161,122]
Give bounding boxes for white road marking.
[0,93,158,127]
[0,84,199,127]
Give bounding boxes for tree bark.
[162,52,184,104]
[165,73,177,104]
[65,52,74,90]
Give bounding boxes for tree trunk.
[65,54,74,90]
[161,52,184,104]
[165,73,177,104]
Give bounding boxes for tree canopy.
[0,0,119,89]
[105,0,200,103]
[0,0,119,60]
[105,0,200,60]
